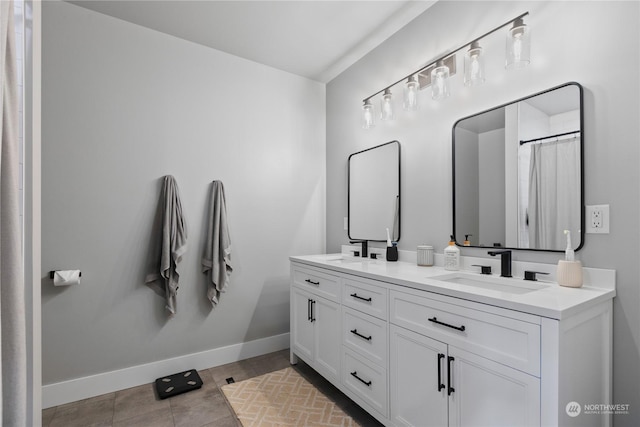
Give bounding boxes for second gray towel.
[202,180,232,307]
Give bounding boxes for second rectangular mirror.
[453,82,583,252]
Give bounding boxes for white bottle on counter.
[444,235,460,271]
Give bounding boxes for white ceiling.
[68,0,436,83]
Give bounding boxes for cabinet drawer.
[342,277,388,320]
[390,290,541,376]
[292,266,340,302]
[343,308,387,367]
[342,348,388,417]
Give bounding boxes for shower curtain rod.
[519,130,580,145]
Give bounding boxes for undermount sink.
[431,272,549,295]
[324,256,366,264]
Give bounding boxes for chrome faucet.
[487,250,512,277]
[350,240,368,258]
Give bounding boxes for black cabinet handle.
[447,356,455,396]
[307,299,311,321]
[437,353,445,391]
[428,317,466,332]
[305,279,320,286]
[350,329,372,341]
[350,293,372,302]
[310,300,316,322]
[350,371,372,387]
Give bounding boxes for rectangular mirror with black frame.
[348,140,401,242]
[452,82,583,252]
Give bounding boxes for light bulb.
[464,42,485,86]
[431,61,450,100]
[362,99,375,129]
[380,89,394,121]
[513,34,522,62]
[403,76,419,111]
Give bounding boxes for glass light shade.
[403,76,419,111]
[431,62,450,100]
[362,100,375,129]
[505,19,530,69]
[380,89,394,121]
[464,42,485,86]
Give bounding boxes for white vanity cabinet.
[340,276,389,419]
[390,325,448,427]
[290,256,614,427]
[290,265,341,383]
[389,289,540,427]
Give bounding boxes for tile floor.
[42,349,383,427]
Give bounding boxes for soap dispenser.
[557,230,583,287]
[444,235,460,271]
[386,228,398,262]
[463,234,472,246]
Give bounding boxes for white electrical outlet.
[343,217,348,231]
[586,204,610,234]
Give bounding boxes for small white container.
[417,245,434,266]
[557,260,583,288]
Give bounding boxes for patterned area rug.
[221,367,360,426]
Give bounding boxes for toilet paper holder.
[49,270,82,279]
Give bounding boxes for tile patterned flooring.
[42,349,383,427]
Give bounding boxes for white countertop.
[290,253,616,320]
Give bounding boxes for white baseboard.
[42,332,290,409]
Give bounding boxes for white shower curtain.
[0,0,27,425]
[528,137,580,249]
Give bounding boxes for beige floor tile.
[113,382,170,422]
[208,359,258,387]
[49,393,115,427]
[201,413,241,427]
[170,387,233,427]
[42,407,56,427]
[247,349,292,376]
[113,405,174,427]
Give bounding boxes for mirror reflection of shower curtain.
[528,137,580,249]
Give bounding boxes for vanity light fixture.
[361,12,530,128]
[380,89,394,121]
[505,16,530,69]
[464,41,485,86]
[403,76,419,111]
[362,99,375,129]
[431,60,450,100]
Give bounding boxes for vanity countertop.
[290,254,615,320]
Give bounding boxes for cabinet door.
[390,325,448,427]
[448,346,540,427]
[291,287,314,361]
[314,297,341,382]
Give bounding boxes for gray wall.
[42,2,325,384]
[327,1,639,425]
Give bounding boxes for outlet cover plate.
[586,204,610,234]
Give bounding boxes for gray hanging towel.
[145,175,188,315]
[202,180,232,307]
